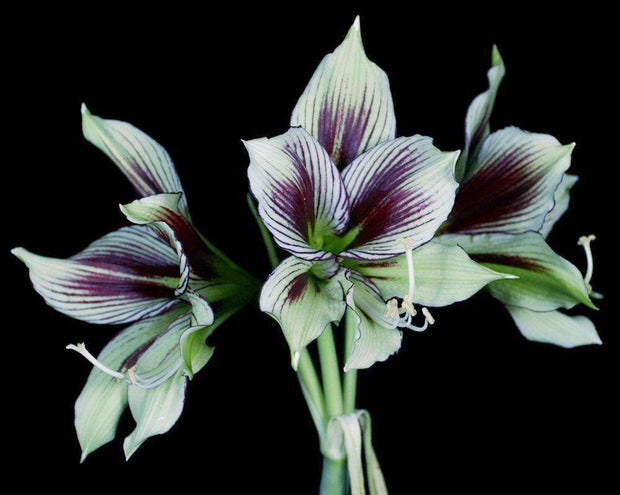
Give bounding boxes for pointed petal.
[455,46,505,181]
[12,225,184,325]
[179,290,216,379]
[340,136,459,260]
[259,256,346,356]
[245,128,350,260]
[81,105,189,218]
[348,239,512,307]
[123,369,186,459]
[540,174,579,238]
[344,271,401,371]
[446,127,574,235]
[444,232,596,312]
[506,306,602,348]
[121,193,219,280]
[291,16,396,168]
[356,410,389,495]
[74,309,183,461]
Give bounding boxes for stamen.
[422,307,435,325]
[127,366,137,385]
[401,295,417,317]
[384,298,400,319]
[66,343,125,380]
[577,234,596,288]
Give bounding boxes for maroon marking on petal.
[287,273,309,303]
[471,253,544,272]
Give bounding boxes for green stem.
[342,310,358,414]
[317,325,344,419]
[297,349,327,437]
[247,193,279,269]
[319,457,347,495]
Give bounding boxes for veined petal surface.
[443,232,595,312]
[81,105,189,218]
[445,127,574,235]
[12,225,184,325]
[506,306,601,348]
[245,128,349,260]
[74,308,184,462]
[347,240,511,307]
[455,46,505,181]
[340,136,459,260]
[259,256,346,358]
[539,174,579,238]
[291,16,396,168]
[344,271,401,371]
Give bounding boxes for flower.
[437,47,601,347]
[245,18,512,371]
[12,106,257,460]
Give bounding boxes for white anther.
[127,367,137,385]
[422,307,435,325]
[384,298,400,319]
[401,295,417,317]
[577,234,596,288]
[66,343,125,380]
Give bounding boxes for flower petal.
[506,306,602,348]
[443,232,596,312]
[347,240,511,307]
[291,16,396,168]
[74,308,184,462]
[81,105,189,218]
[340,136,459,260]
[12,225,185,325]
[445,127,574,235]
[455,45,505,181]
[245,128,350,260]
[259,256,346,360]
[540,174,579,238]
[343,271,401,371]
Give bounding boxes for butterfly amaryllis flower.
[12,106,257,460]
[245,18,512,371]
[437,47,601,347]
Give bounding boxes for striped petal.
[506,306,601,348]
[340,136,459,260]
[455,46,505,181]
[443,232,596,312]
[74,308,184,462]
[259,256,347,362]
[121,193,219,280]
[81,105,189,219]
[291,16,396,168]
[445,127,574,235]
[245,128,350,261]
[12,225,186,325]
[343,271,401,371]
[540,174,579,238]
[346,240,512,307]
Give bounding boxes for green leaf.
[259,256,346,365]
[347,240,511,307]
[74,309,183,462]
[444,232,596,311]
[506,306,601,348]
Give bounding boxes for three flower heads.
[13,15,601,460]
[244,16,601,372]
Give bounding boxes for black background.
[5,4,616,492]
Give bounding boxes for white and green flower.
[438,47,601,347]
[246,18,512,371]
[13,107,257,460]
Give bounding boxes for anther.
[401,295,417,316]
[422,307,435,325]
[127,366,137,385]
[384,298,400,319]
